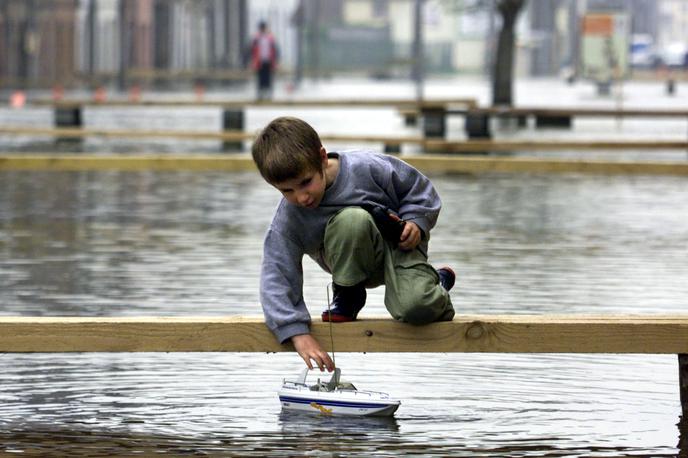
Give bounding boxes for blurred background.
[2,1,688,456]
[1,0,686,95]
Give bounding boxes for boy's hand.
[398,221,421,251]
[291,334,335,372]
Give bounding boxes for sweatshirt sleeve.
[384,155,441,238]
[260,227,311,343]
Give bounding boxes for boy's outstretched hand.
[291,334,335,372]
[398,221,422,251]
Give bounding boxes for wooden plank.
[451,106,688,118]
[27,98,476,109]
[1,315,687,353]
[424,139,688,151]
[403,155,688,176]
[0,154,257,172]
[0,127,424,145]
[1,154,688,176]
[2,127,687,150]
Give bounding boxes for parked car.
[655,42,688,69]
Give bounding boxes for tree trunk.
[491,0,525,106]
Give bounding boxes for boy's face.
[272,148,328,209]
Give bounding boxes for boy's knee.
[398,303,437,325]
[393,286,453,325]
[326,207,375,242]
[329,207,371,230]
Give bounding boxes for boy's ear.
[319,146,327,165]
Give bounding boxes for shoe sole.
[321,312,356,322]
[439,266,456,291]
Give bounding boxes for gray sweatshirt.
[260,150,441,343]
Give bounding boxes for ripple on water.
[0,165,687,455]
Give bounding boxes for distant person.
[252,117,456,372]
[250,21,279,100]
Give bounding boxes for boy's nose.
[296,192,310,206]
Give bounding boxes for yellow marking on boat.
[310,402,333,415]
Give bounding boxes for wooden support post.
[55,106,82,128]
[54,105,83,144]
[384,143,401,155]
[222,109,244,151]
[422,108,446,139]
[465,111,491,139]
[404,111,418,126]
[535,115,572,128]
[679,354,688,418]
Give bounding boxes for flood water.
[1,78,688,455]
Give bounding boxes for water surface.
[1,169,687,455]
[1,77,688,455]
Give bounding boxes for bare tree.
[492,0,525,106]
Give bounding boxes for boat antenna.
[326,282,336,368]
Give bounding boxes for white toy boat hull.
[278,392,400,417]
[278,368,400,417]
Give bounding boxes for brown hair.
[251,117,323,183]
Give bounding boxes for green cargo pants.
[323,207,455,324]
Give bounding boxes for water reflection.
[0,351,681,455]
[1,168,687,455]
[2,171,687,317]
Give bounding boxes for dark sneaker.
[321,283,367,322]
[437,267,456,292]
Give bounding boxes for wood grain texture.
[28,98,477,109]
[454,107,688,117]
[1,127,686,151]
[1,315,687,353]
[2,154,687,176]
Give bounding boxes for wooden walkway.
[0,315,686,353]
[1,153,687,176]
[28,97,477,110]
[452,106,688,118]
[2,314,688,413]
[2,126,687,152]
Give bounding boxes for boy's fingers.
[301,355,313,370]
[323,353,335,372]
[400,224,411,240]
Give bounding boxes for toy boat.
[278,367,401,416]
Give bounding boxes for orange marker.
[10,90,26,108]
[194,83,205,101]
[128,84,141,102]
[93,86,107,103]
[52,85,64,101]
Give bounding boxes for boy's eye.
[300,178,312,187]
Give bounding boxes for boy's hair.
[252,117,323,184]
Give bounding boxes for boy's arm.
[384,156,441,238]
[260,228,312,343]
[261,229,335,371]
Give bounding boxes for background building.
[1,0,687,91]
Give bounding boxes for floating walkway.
[12,98,688,142]
[28,97,477,109]
[0,315,685,353]
[2,315,688,414]
[1,126,688,153]
[1,153,687,176]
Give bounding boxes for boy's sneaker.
[321,283,367,322]
[437,267,456,292]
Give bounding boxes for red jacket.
[251,33,278,70]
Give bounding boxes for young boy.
[252,117,455,372]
